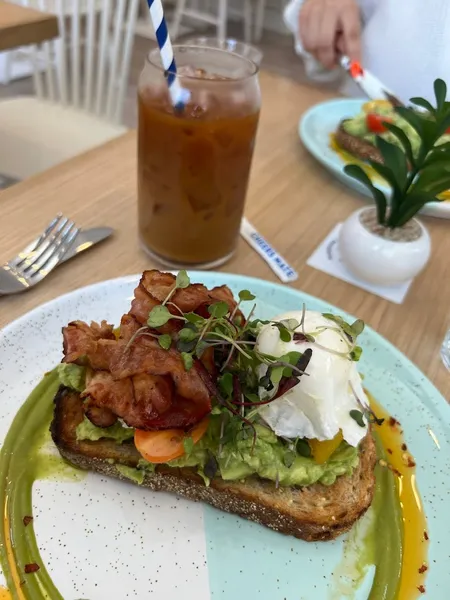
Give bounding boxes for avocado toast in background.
[335,99,450,165]
[51,270,378,542]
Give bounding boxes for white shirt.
[284,0,450,102]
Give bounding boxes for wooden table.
[0,0,58,51]
[0,71,449,398]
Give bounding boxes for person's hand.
[299,0,361,69]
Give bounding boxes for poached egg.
[256,310,368,447]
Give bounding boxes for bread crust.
[51,387,377,542]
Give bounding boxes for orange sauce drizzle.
[371,396,429,599]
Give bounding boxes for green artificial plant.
[344,79,450,229]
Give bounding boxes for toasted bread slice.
[335,120,384,164]
[51,387,377,542]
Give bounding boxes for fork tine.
[31,227,80,282]
[12,216,69,274]
[8,214,65,269]
[28,221,77,277]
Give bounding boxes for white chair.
[171,0,267,43]
[0,0,139,181]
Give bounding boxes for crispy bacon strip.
[63,320,115,370]
[82,371,209,430]
[110,336,211,406]
[61,271,243,431]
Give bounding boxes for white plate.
[0,273,449,599]
[299,98,450,219]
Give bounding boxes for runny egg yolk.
[369,394,429,599]
[309,431,343,464]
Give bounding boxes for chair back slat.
[8,0,139,124]
[55,0,68,104]
[105,0,127,121]
[83,0,96,111]
[94,0,112,117]
[70,1,81,107]
[114,0,140,123]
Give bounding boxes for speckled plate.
[299,98,450,220]
[0,273,449,600]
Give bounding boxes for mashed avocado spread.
[63,368,359,487]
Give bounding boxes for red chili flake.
[389,416,400,427]
[401,443,407,451]
[23,516,33,527]
[407,457,416,468]
[424,531,429,541]
[418,564,428,574]
[387,449,393,455]
[24,563,40,574]
[417,585,426,594]
[392,468,402,477]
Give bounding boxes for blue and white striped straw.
[147,0,191,109]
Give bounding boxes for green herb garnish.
[349,409,366,428]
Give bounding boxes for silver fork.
[0,215,79,296]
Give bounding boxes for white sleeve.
[283,0,345,83]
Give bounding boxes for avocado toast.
[51,270,378,542]
[335,100,450,165]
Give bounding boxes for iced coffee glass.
[137,45,261,268]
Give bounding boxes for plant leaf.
[147,305,172,328]
[284,449,296,468]
[351,319,365,337]
[270,366,285,385]
[181,352,193,371]
[412,163,450,195]
[208,301,229,318]
[393,193,438,227]
[382,122,415,168]
[422,148,450,169]
[437,110,450,137]
[158,334,172,350]
[350,346,362,361]
[395,106,425,136]
[185,312,205,325]
[375,137,409,191]
[409,96,435,115]
[218,372,233,398]
[175,270,190,289]
[273,322,292,342]
[178,327,198,342]
[367,160,402,194]
[349,409,366,428]
[295,438,311,458]
[238,289,255,301]
[434,79,447,113]
[344,165,387,225]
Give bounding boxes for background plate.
[0,273,449,599]
[299,98,450,219]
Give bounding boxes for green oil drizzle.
[0,370,84,599]
[331,434,403,599]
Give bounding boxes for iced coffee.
[137,46,261,268]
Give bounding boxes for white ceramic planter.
[339,208,431,286]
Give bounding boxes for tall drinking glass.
[137,45,261,268]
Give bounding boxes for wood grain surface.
[0,0,58,51]
[0,71,449,398]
